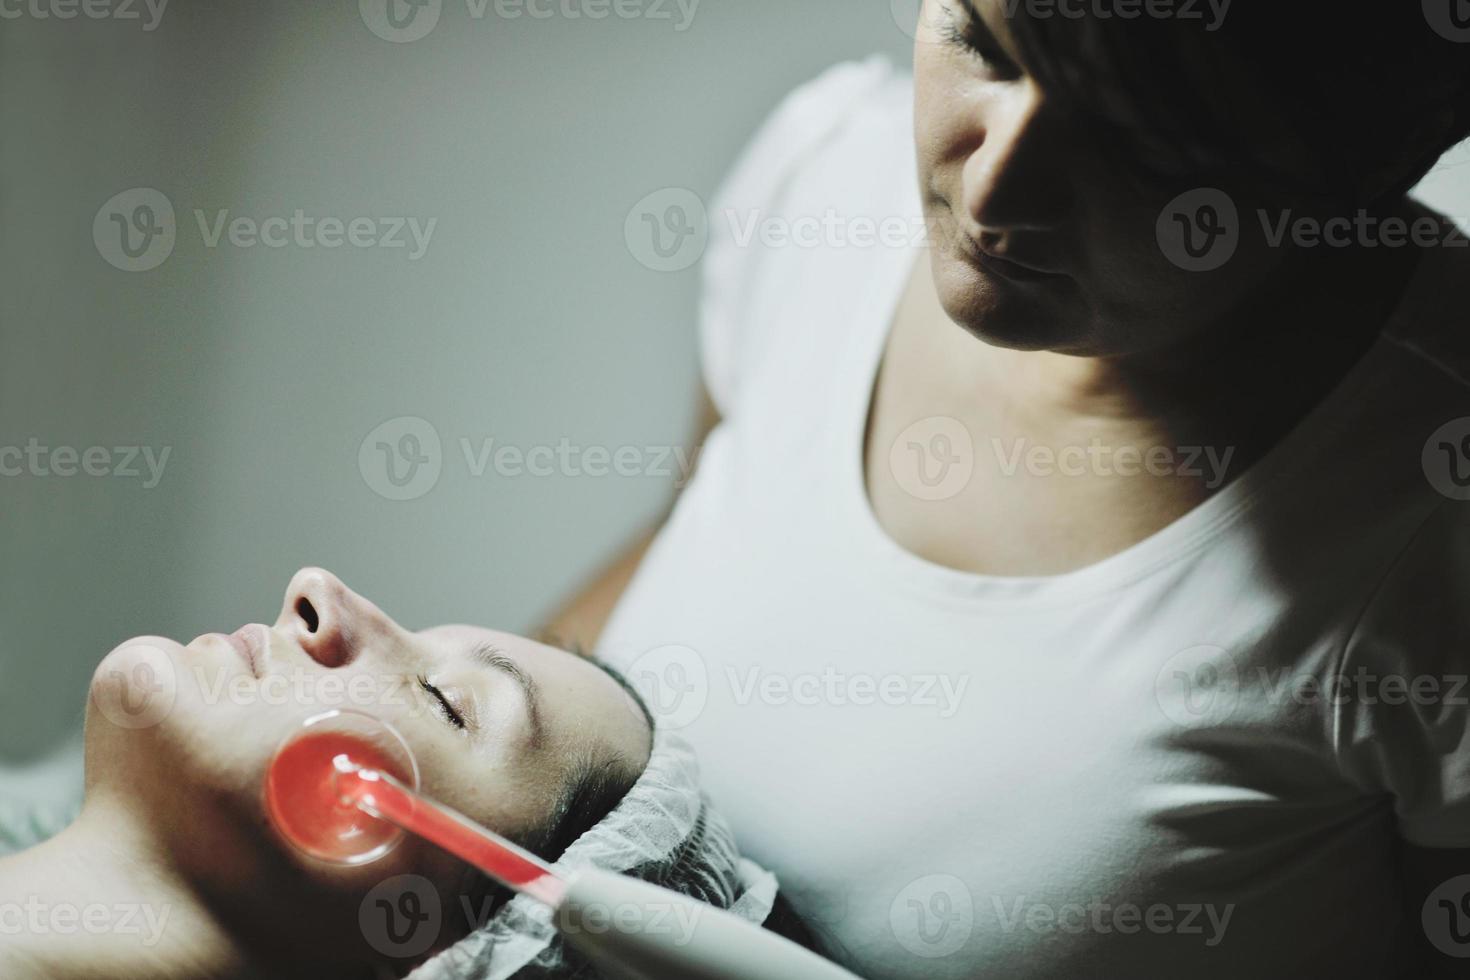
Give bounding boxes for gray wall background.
[1,1,1467,808]
[0,1,912,802]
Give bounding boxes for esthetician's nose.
[278,566,386,668]
[961,84,1071,235]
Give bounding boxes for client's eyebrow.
[470,643,546,749]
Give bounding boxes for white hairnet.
[407,725,778,980]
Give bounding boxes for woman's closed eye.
[418,674,468,730]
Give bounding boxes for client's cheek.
[408,747,558,854]
[446,770,551,841]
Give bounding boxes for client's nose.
[279,566,371,668]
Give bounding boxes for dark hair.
[1002,5,1470,203]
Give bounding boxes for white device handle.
[557,867,863,980]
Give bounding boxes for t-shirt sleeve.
[698,56,900,419]
[1332,499,1470,848]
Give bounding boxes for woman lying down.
[0,567,800,979]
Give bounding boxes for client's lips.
[217,625,266,678]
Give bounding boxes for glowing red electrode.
[265,720,564,905]
[265,729,410,865]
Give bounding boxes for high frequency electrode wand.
[264,710,863,980]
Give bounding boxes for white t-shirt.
[598,56,1470,979]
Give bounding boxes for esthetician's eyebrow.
[470,643,546,749]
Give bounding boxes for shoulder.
[1321,221,1470,598]
[1344,500,1470,667]
[710,55,913,217]
[1381,206,1470,391]
[1289,221,1470,729]
[699,57,914,417]
[1331,499,1470,845]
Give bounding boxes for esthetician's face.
[912,0,1290,358]
[84,567,651,976]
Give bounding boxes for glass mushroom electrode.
[264,709,863,980]
[264,709,420,867]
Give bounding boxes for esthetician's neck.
[985,210,1425,427]
[0,795,246,980]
